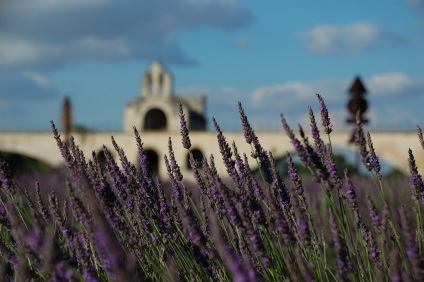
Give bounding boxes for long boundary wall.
[1,130,423,179]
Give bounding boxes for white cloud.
[252,82,314,105]
[369,106,422,131]
[0,38,62,66]
[367,73,413,96]
[25,0,110,10]
[22,71,50,87]
[0,0,252,68]
[251,78,348,110]
[298,22,380,54]
[71,37,131,57]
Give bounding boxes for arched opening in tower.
[141,149,159,176]
[144,109,167,130]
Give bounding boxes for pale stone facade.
[124,61,206,132]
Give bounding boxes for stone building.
[0,62,422,178]
[124,61,207,132]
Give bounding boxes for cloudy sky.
[1,0,423,132]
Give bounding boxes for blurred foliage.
[2,152,51,175]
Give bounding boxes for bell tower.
[124,61,207,132]
[141,61,173,98]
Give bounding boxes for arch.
[1,151,52,175]
[142,149,159,176]
[95,148,114,171]
[187,148,204,169]
[144,108,167,130]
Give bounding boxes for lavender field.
[1,95,423,281]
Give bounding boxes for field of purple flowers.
[1,95,424,281]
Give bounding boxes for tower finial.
[141,61,173,98]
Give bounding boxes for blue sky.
[1,0,423,132]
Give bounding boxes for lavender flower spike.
[366,132,382,180]
[238,101,254,144]
[417,125,424,150]
[316,93,332,134]
[308,106,325,158]
[178,101,191,149]
[0,151,15,194]
[354,111,371,171]
[408,149,424,202]
[329,208,351,281]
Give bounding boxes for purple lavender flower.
[232,141,246,188]
[308,106,325,158]
[235,104,273,183]
[418,125,424,150]
[138,149,153,179]
[286,151,303,191]
[366,132,382,180]
[178,101,191,150]
[344,169,360,224]
[329,208,352,280]
[296,124,334,190]
[281,115,309,166]
[217,178,243,228]
[101,146,128,200]
[316,93,332,135]
[269,152,290,211]
[248,228,270,267]
[354,111,371,171]
[252,177,265,202]
[268,181,295,244]
[213,118,240,185]
[25,227,44,259]
[0,151,15,194]
[189,156,205,193]
[408,149,424,202]
[53,262,76,281]
[92,209,135,282]
[359,222,381,269]
[389,250,402,282]
[168,137,183,181]
[399,205,424,280]
[324,144,337,178]
[183,206,207,245]
[366,194,382,233]
[35,181,50,221]
[253,138,273,184]
[238,101,254,144]
[0,197,11,228]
